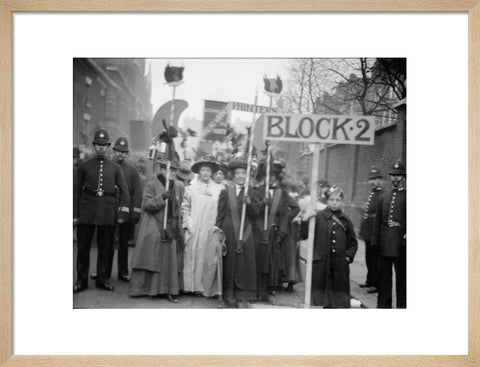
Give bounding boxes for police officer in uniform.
[73,129,130,292]
[109,137,142,282]
[372,160,406,308]
[359,167,385,293]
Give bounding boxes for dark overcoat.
[118,162,143,222]
[301,208,358,308]
[359,186,385,243]
[215,184,262,293]
[371,188,406,257]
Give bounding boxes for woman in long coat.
[181,156,224,297]
[215,157,262,308]
[128,159,183,302]
[301,186,358,308]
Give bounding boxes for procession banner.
[202,100,230,141]
[263,112,376,145]
[230,101,277,114]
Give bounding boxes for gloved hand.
[242,195,251,205]
[162,191,171,200]
[130,212,141,224]
[263,197,272,206]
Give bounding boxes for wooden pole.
[264,95,273,230]
[239,89,258,241]
[163,85,176,230]
[304,144,320,308]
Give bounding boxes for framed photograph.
[1,1,477,366]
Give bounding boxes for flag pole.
[163,85,176,230]
[239,89,258,243]
[264,94,273,230]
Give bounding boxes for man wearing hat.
[372,160,407,308]
[176,159,195,186]
[107,137,143,282]
[73,128,130,292]
[359,166,385,293]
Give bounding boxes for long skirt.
[129,240,179,297]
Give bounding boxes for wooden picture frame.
[0,1,478,366]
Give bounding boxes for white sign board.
[263,113,376,145]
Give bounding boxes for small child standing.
[301,186,358,308]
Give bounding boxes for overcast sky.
[149,58,292,128]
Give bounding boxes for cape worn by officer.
[73,128,130,293]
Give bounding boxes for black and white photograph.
[72,57,406,310]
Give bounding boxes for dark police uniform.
[107,137,142,281]
[372,161,406,308]
[73,129,130,291]
[359,168,385,289]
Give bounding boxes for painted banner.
[203,100,230,142]
[263,113,375,145]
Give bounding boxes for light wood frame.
[0,1,478,366]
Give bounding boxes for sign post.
[262,112,375,308]
[304,145,320,308]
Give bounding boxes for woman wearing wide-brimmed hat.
[128,158,184,302]
[181,155,224,297]
[215,156,263,308]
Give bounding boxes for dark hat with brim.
[214,162,228,175]
[176,160,195,181]
[228,157,248,171]
[191,156,219,174]
[368,167,383,180]
[256,158,284,178]
[113,137,129,152]
[92,128,110,145]
[389,160,406,175]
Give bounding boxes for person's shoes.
[367,286,378,293]
[217,300,233,309]
[73,283,88,293]
[95,281,115,291]
[257,295,275,305]
[236,300,251,309]
[167,294,179,303]
[359,283,371,288]
[90,273,97,280]
[119,274,130,282]
[283,283,294,292]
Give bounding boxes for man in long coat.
[372,160,407,308]
[73,128,130,292]
[215,157,263,308]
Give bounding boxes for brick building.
[73,58,152,157]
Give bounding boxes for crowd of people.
[73,128,407,309]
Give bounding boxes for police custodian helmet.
[389,160,406,175]
[113,137,129,152]
[92,128,110,145]
[368,166,383,180]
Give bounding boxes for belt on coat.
[363,214,376,219]
[83,188,116,197]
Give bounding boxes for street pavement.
[73,236,379,309]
